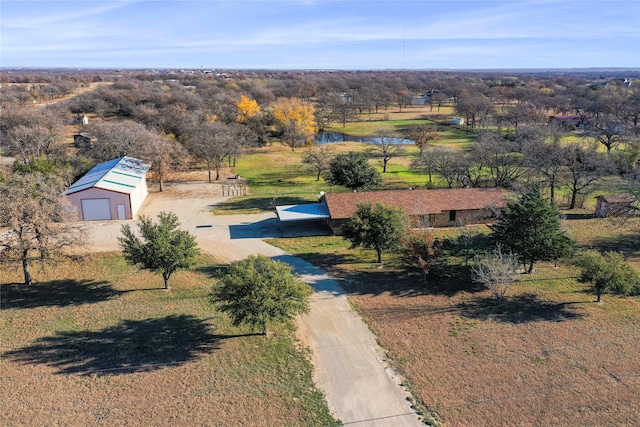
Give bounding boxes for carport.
[275,203,331,235]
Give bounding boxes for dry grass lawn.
[0,253,336,427]
[269,217,640,426]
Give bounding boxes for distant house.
[73,133,97,148]
[549,115,583,129]
[63,156,150,221]
[452,117,465,125]
[321,188,507,235]
[71,114,89,126]
[594,194,635,218]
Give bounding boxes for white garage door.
[81,199,112,221]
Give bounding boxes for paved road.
[81,182,422,426]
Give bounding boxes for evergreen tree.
[325,152,381,191]
[342,203,409,263]
[211,255,312,336]
[119,212,200,290]
[490,185,575,273]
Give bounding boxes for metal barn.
[63,156,151,221]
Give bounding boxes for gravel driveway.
[80,181,422,426]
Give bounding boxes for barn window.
[449,210,457,221]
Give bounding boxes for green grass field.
[0,253,338,427]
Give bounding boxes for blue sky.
[2,0,639,70]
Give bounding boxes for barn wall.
[66,188,131,220]
[129,178,148,218]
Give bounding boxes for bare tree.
[581,115,628,153]
[0,173,84,285]
[431,147,460,188]
[0,107,66,166]
[412,145,438,184]
[473,132,524,188]
[562,143,608,209]
[326,93,357,128]
[471,245,519,302]
[524,137,566,202]
[83,121,155,162]
[140,135,187,192]
[303,144,334,181]
[368,131,405,173]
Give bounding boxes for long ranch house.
[322,188,507,234]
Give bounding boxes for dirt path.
[80,181,422,426]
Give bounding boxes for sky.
[1,0,639,70]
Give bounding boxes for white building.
[64,156,151,221]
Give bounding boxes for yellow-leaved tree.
[272,97,316,151]
[236,95,260,123]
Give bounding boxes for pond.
[314,132,415,145]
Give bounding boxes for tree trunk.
[569,187,578,210]
[262,322,268,336]
[316,171,321,181]
[596,292,602,303]
[376,249,382,263]
[207,162,212,183]
[22,252,32,285]
[383,159,388,173]
[163,273,171,290]
[527,260,535,274]
[159,178,163,192]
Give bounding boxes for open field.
[0,253,337,427]
[268,217,640,426]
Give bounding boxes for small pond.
[314,132,415,145]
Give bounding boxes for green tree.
[343,203,409,263]
[490,185,575,273]
[118,212,200,290]
[211,255,312,336]
[325,152,381,191]
[575,250,640,302]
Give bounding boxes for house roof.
[596,194,633,204]
[63,156,151,196]
[323,188,507,220]
[275,203,331,222]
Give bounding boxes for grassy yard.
[267,217,640,426]
[0,253,337,427]
[213,143,432,214]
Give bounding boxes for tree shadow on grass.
[1,280,120,309]
[590,231,640,259]
[194,264,228,278]
[3,315,225,375]
[336,263,485,298]
[457,293,583,324]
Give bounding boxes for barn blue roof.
[63,156,151,195]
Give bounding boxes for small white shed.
[64,156,151,221]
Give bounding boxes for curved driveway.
[81,182,422,426]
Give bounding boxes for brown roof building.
[594,194,634,218]
[322,188,507,234]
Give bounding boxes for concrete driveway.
[81,182,422,426]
